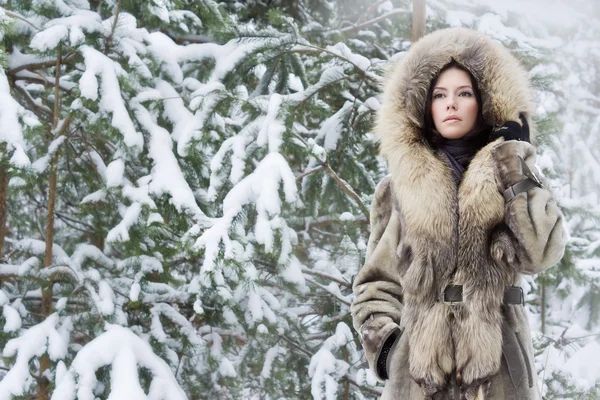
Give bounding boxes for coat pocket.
[501,325,534,389]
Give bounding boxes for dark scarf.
[436,132,489,184]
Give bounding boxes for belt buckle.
[439,288,460,305]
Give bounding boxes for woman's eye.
[459,92,473,97]
[433,93,444,99]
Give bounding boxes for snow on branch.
[52,325,188,400]
[0,314,70,400]
[194,152,297,275]
[308,322,353,400]
[130,93,211,224]
[0,71,36,166]
[79,46,143,150]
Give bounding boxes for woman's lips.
[444,116,461,122]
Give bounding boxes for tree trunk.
[0,149,7,260]
[38,44,62,400]
[412,0,426,42]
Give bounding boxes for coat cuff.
[359,316,401,381]
[491,140,539,191]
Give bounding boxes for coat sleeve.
[350,176,404,381]
[491,140,568,275]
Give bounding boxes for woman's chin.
[439,130,469,140]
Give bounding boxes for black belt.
[439,285,524,305]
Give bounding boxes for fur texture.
[351,28,567,399]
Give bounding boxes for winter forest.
[0,0,599,398]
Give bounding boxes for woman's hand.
[489,114,530,143]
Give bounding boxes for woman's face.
[430,67,479,140]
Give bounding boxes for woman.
[350,28,567,400]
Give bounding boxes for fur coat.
[350,28,568,400]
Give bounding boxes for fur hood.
[376,27,535,153]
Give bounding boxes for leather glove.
[489,114,530,143]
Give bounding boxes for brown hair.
[422,60,491,148]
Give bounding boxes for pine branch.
[301,267,351,289]
[322,164,370,223]
[12,74,74,93]
[28,191,95,232]
[345,374,382,396]
[296,165,325,181]
[292,135,370,222]
[304,276,351,306]
[305,8,409,37]
[164,29,218,44]
[357,1,389,24]
[343,9,409,36]
[295,43,377,81]
[8,53,77,75]
[3,10,40,31]
[11,83,53,120]
[305,215,368,228]
[104,0,123,54]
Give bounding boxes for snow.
[325,42,371,71]
[444,0,586,30]
[247,290,263,323]
[0,314,67,400]
[280,256,306,286]
[260,346,284,381]
[79,46,143,150]
[131,93,210,224]
[194,153,297,273]
[286,64,346,104]
[151,303,203,346]
[477,13,562,50]
[0,71,32,166]
[106,202,142,243]
[2,305,22,332]
[52,325,188,400]
[446,10,477,27]
[153,80,205,156]
[31,136,67,173]
[339,212,354,221]
[256,94,286,153]
[308,323,353,400]
[56,297,68,312]
[219,357,237,377]
[15,239,69,264]
[105,159,125,188]
[563,341,600,388]
[123,184,157,208]
[30,25,69,51]
[145,31,264,85]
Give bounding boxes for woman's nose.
[446,98,457,110]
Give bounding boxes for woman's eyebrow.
[433,85,473,90]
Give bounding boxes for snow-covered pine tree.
[1,0,597,399]
[0,0,411,398]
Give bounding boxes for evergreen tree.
[0,0,597,399]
